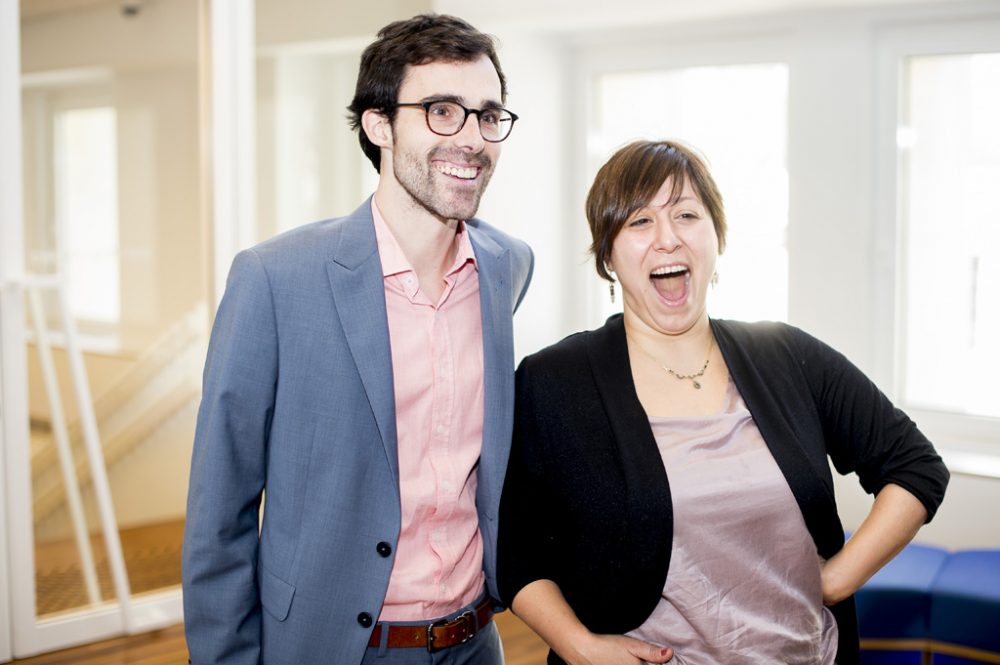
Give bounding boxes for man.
[182,14,532,664]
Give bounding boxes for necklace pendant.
[692,380,702,389]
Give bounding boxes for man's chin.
[426,197,483,223]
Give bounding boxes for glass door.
[3,0,215,656]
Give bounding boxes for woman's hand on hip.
[568,633,674,665]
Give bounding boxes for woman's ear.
[361,108,393,149]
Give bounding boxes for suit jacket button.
[357,612,373,628]
[376,541,392,557]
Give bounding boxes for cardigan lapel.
[326,199,399,485]
[585,315,673,536]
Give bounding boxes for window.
[897,53,1000,419]
[53,106,120,325]
[589,64,788,323]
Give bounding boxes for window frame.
[574,21,795,328]
[874,15,1000,457]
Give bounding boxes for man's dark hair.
[347,14,507,172]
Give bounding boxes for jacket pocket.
[259,565,295,621]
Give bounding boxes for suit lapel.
[469,225,514,504]
[326,199,399,484]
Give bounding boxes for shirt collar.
[371,199,478,279]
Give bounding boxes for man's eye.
[480,110,501,126]
[429,103,456,117]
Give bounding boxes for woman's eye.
[628,217,651,227]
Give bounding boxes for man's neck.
[373,188,461,301]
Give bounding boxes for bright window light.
[591,64,789,323]
[54,107,120,324]
[899,53,1000,419]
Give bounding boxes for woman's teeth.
[650,265,688,278]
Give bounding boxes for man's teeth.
[437,164,478,179]
[650,265,688,278]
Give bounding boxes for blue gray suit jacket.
[182,198,534,664]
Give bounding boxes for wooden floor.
[9,612,549,664]
[24,517,549,663]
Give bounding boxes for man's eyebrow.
[421,94,504,110]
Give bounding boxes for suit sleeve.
[794,329,949,522]
[182,249,278,664]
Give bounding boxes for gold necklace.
[631,336,713,390]
[661,357,710,389]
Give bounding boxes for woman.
[497,140,948,665]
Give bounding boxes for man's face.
[385,56,503,222]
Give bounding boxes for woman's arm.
[820,483,928,605]
[512,580,674,665]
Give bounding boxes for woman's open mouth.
[650,264,690,305]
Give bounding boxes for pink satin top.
[627,378,838,664]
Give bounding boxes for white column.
[203,0,257,310]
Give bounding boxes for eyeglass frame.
[390,100,519,143]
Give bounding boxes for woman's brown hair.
[586,140,727,282]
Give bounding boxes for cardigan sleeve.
[496,357,562,606]
[793,328,949,521]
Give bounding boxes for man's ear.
[361,109,393,149]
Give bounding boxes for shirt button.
[357,612,373,628]
[436,424,446,435]
[376,541,392,557]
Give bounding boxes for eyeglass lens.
[425,101,514,141]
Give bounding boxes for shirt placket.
[427,301,458,606]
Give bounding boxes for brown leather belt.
[366,596,494,652]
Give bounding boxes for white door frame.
[1,0,25,659]
[1,0,255,658]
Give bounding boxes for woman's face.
[609,176,719,337]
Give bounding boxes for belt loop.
[377,622,389,657]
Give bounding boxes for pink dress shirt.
[372,201,487,622]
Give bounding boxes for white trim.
[1,0,25,658]
[13,589,181,659]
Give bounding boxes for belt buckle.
[426,609,476,653]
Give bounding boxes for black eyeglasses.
[392,100,519,142]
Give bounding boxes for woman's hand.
[567,633,673,665]
[511,579,674,664]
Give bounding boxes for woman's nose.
[654,220,682,251]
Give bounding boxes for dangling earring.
[609,280,616,303]
[711,271,719,287]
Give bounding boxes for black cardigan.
[497,315,949,665]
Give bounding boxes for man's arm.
[182,249,278,665]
